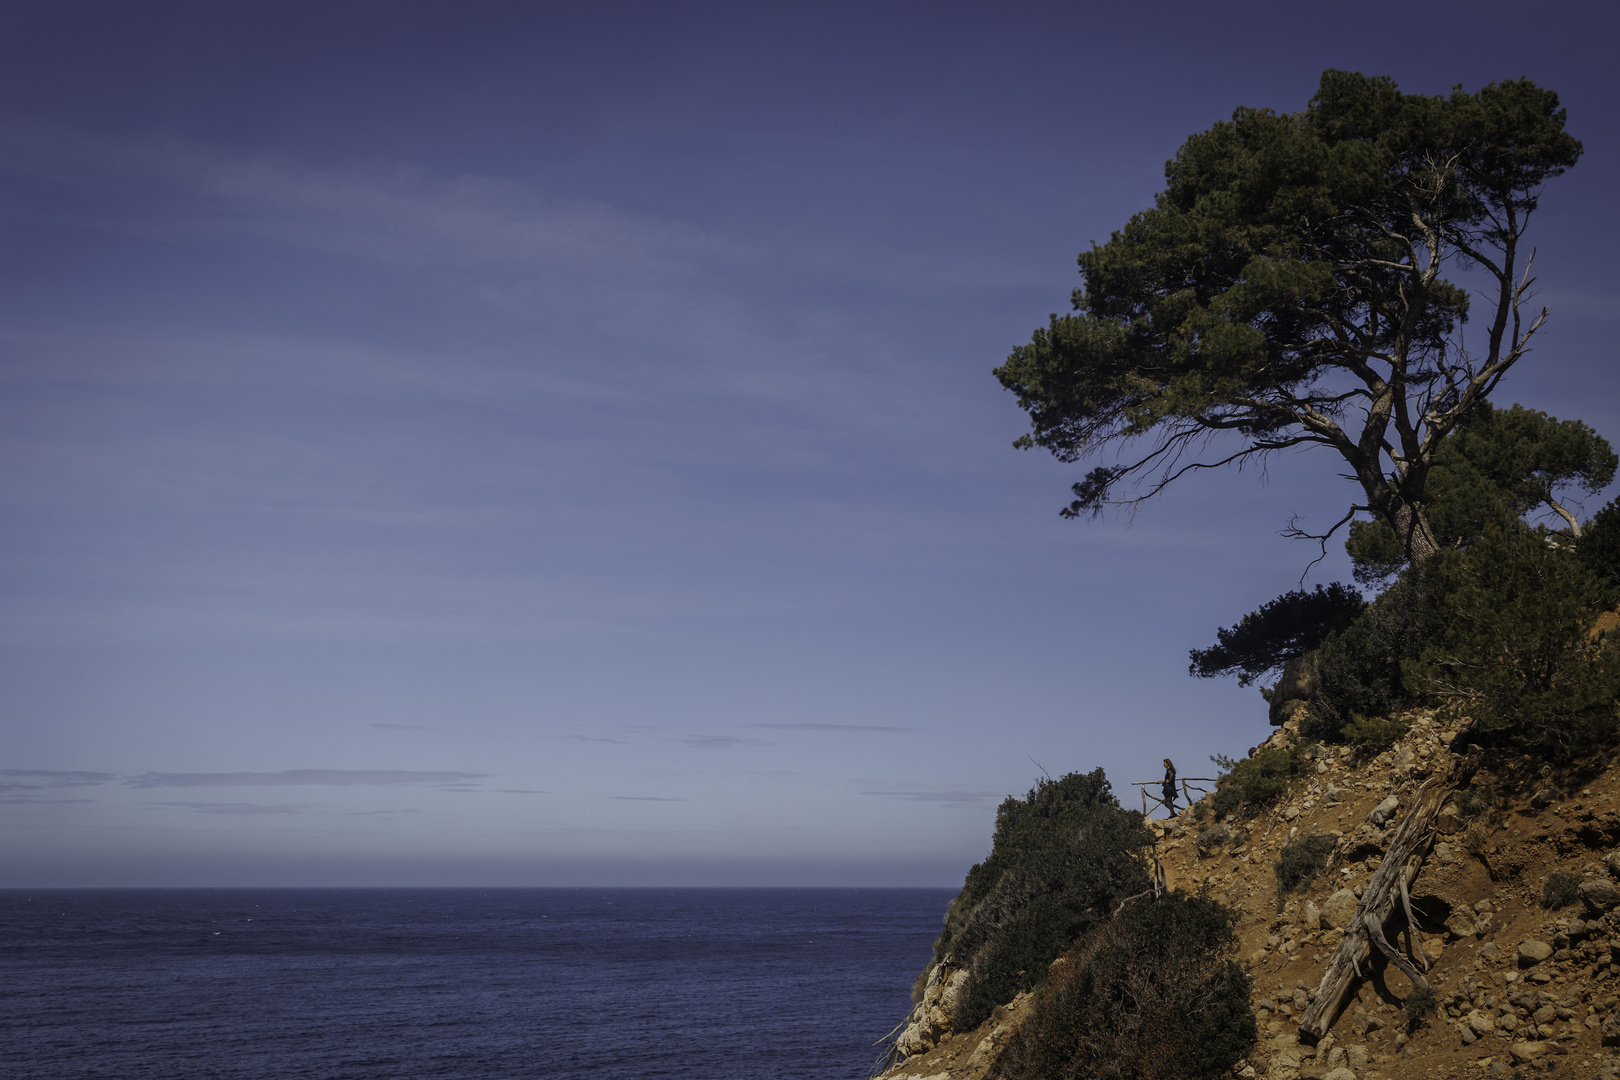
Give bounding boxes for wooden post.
[1296,771,1450,1042]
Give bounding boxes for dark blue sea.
[0,887,952,1080]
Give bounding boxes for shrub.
[1275,835,1336,897]
[1454,787,1493,821]
[930,769,1153,1031]
[1302,562,1449,743]
[1544,870,1582,909]
[1406,527,1620,761]
[1210,742,1312,820]
[1340,711,1409,749]
[1404,984,1438,1032]
[995,892,1256,1080]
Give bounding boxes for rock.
[1304,901,1321,931]
[1533,1004,1558,1024]
[1196,823,1232,856]
[1322,1069,1357,1080]
[1582,879,1620,915]
[1436,804,1462,834]
[1345,1044,1368,1070]
[1466,1009,1496,1035]
[1293,987,1309,1011]
[1530,787,1557,809]
[1602,1009,1620,1045]
[1434,840,1458,865]
[1369,794,1401,827]
[1519,940,1554,967]
[1445,911,1476,939]
[1321,888,1360,930]
[1509,1041,1547,1062]
[1269,654,1317,726]
[1606,850,1620,880]
[1458,1022,1477,1045]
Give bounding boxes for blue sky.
[3,1,1617,886]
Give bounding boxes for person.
[1160,758,1177,815]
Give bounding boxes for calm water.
[0,887,951,1080]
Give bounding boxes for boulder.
[1323,1069,1357,1080]
[1444,911,1475,939]
[1304,900,1321,931]
[1581,879,1620,915]
[1508,1041,1547,1063]
[1436,803,1462,834]
[1518,940,1553,967]
[1369,794,1401,827]
[1466,1009,1496,1035]
[1606,849,1620,880]
[1321,888,1360,930]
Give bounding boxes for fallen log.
[1297,771,1450,1042]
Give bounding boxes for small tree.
[995,71,1581,566]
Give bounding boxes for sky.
[2,0,1617,887]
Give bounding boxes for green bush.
[995,892,1256,1080]
[1406,527,1620,761]
[1210,742,1312,820]
[1404,984,1438,1032]
[930,769,1153,1031]
[1340,711,1409,749]
[1544,870,1582,909]
[1301,562,1448,743]
[1275,834,1336,897]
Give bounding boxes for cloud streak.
[750,722,913,733]
[146,801,313,815]
[124,769,489,789]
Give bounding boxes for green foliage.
[1454,787,1493,821]
[1404,985,1438,1033]
[1275,834,1336,896]
[1406,527,1620,761]
[994,69,1580,567]
[932,769,1153,1031]
[1579,497,1620,587]
[1301,563,1449,743]
[1544,870,1582,910]
[996,892,1256,1080]
[1210,743,1312,820]
[1346,403,1616,586]
[1189,583,1365,686]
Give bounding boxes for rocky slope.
[878,712,1620,1080]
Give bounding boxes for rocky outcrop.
[893,962,968,1058]
[1268,654,1318,727]
[877,708,1620,1079]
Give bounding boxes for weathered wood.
[1297,772,1449,1042]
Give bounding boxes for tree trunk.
[1388,501,1440,564]
[1297,773,1450,1042]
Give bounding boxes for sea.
[0,887,953,1080]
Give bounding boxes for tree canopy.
[995,70,1582,564]
[1188,582,1365,685]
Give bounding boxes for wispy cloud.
[861,788,999,808]
[680,736,771,750]
[0,769,116,797]
[124,769,488,789]
[567,734,628,744]
[0,795,95,805]
[608,795,691,802]
[146,801,313,815]
[750,722,913,733]
[495,788,548,794]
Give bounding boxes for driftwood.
[1297,771,1450,1042]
